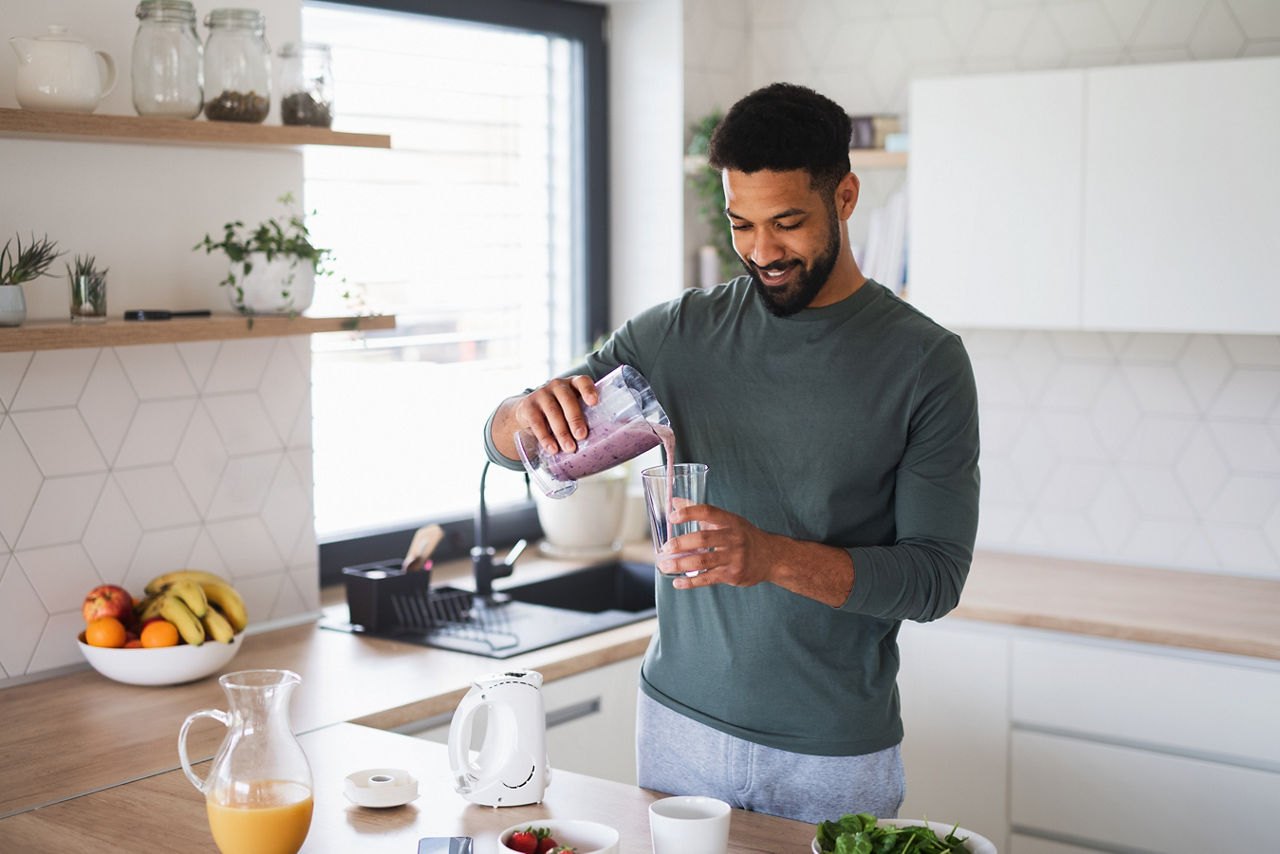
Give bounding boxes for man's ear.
[836,172,860,220]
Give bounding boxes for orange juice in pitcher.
[179,671,314,854]
[206,779,313,854]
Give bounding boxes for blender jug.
[516,364,670,499]
[178,669,313,854]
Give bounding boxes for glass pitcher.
[516,364,671,499]
[178,669,314,854]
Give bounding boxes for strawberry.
[508,830,539,854]
[536,838,559,854]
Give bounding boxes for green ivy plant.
[686,110,737,281]
[193,192,335,313]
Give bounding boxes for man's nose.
[749,230,784,267]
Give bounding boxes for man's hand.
[490,375,598,460]
[661,504,856,607]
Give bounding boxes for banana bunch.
[137,570,249,646]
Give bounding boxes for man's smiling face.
[723,168,845,317]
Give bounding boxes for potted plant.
[66,254,109,323]
[194,192,332,316]
[0,233,63,327]
[686,110,737,286]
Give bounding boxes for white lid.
[343,767,420,808]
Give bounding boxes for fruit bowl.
[77,632,242,686]
[812,819,997,854]
[499,820,619,854]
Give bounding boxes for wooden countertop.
[1,545,1277,839]
[954,551,1280,660]
[0,723,815,853]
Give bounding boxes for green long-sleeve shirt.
[487,278,980,756]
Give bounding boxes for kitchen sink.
[320,559,658,659]
[499,560,656,614]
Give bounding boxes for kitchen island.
[2,547,1278,851]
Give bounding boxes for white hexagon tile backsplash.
[0,338,319,681]
[965,330,1280,578]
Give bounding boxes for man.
[484,82,980,823]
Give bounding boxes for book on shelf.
[849,114,901,150]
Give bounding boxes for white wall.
[680,0,1280,580]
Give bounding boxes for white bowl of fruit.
[77,571,248,687]
[499,820,619,854]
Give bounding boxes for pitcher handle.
[178,708,230,793]
[95,50,116,98]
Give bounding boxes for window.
[302,0,607,564]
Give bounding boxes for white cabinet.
[1081,58,1280,333]
[908,57,1280,333]
[896,619,1011,853]
[408,655,642,786]
[908,70,1084,329]
[899,623,1280,854]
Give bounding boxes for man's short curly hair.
[707,82,852,197]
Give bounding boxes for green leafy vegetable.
[815,815,969,854]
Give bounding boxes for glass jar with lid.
[202,8,271,122]
[131,0,203,118]
[278,42,333,127]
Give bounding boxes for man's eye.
[729,223,751,231]
[777,221,802,231]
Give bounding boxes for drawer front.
[1011,730,1279,853]
[1012,634,1280,765]
[1010,834,1103,854]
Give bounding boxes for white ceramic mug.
[649,795,730,854]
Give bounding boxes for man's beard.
[743,206,842,318]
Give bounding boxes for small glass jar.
[278,42,333,128]
[202,8,271,122]
[132,0,203,118]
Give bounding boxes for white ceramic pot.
[10,25,116,113]
[0,284,27,327]
[533,466,628,559]
[229,252,315,315]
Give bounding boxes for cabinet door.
[908,70,1084,328]
[1082,57,1280,333]
[1010,834,1105,854]
[896,619,1010,852]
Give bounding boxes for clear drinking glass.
[203,8,271,122]
[69,273,107,322]
[179,669,314,854]
[132,0,203,118]
[642,462,710,575]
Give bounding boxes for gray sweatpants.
[635,691,905,825]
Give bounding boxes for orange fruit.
[85,617,127,648]
[140,619,180,648]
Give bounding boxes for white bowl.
[499,820,619,854]
[77,631,242,686]
[812,818,997,854]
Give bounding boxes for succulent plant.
[0,233,64,286]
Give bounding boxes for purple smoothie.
[544,417,663,480]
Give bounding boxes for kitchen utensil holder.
[341,560,432,633]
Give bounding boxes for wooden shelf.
[0,108,390,149]
[683,149,907,173]
[0,314,396,353]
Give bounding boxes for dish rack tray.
[340,561,520,654]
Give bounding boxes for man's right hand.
[490,375,599,460]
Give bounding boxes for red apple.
[82,584,134,625]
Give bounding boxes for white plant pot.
[533,467,629,559]
[229,252,315,315]
[0,284,27,327]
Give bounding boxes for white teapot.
[10,25,116,112]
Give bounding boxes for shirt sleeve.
[840,331,981,622]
